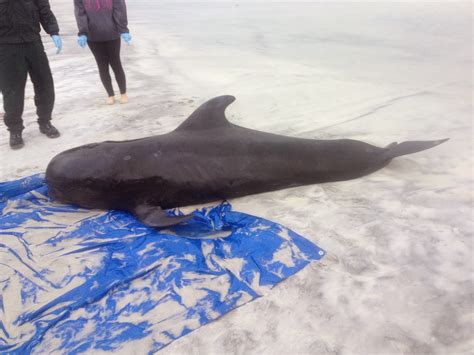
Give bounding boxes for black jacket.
[0,0,59,44]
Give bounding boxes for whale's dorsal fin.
[176,95,235,131]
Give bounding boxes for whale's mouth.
[46,183,76,206]
[46,181,117,210]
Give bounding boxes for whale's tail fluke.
[384,138,449,160]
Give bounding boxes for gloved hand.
[121,32,131,45]
[51,35,62,54]
[77,35,88,48]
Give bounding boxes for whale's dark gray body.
[46,95,448,227]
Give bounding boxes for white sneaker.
[106,96,115,105]
[120,93,129,104]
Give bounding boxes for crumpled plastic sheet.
[0,174,325,354]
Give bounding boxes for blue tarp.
[0,174,325,354]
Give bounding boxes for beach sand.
[0,1,472,354]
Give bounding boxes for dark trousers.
[0,41,55,133]
[88,39,126,97]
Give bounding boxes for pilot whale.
[46,95,448,227]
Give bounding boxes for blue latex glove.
[77,35,88,48]
[121,32,131,45]
[51,35,62,54]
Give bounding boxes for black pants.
[88,39,126,97]
[0,41,55,133]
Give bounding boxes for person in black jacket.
[74,0,131,105]
[0,0,62,150]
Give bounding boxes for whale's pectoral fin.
[175,95,236,131]
[132,204,193,228]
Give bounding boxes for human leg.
[88,40,115,98]
[0,44,28,134]
[106,39,127,99]
[26,41,57,135]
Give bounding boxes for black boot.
[39,123,60,138]
[10,132,24,150]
